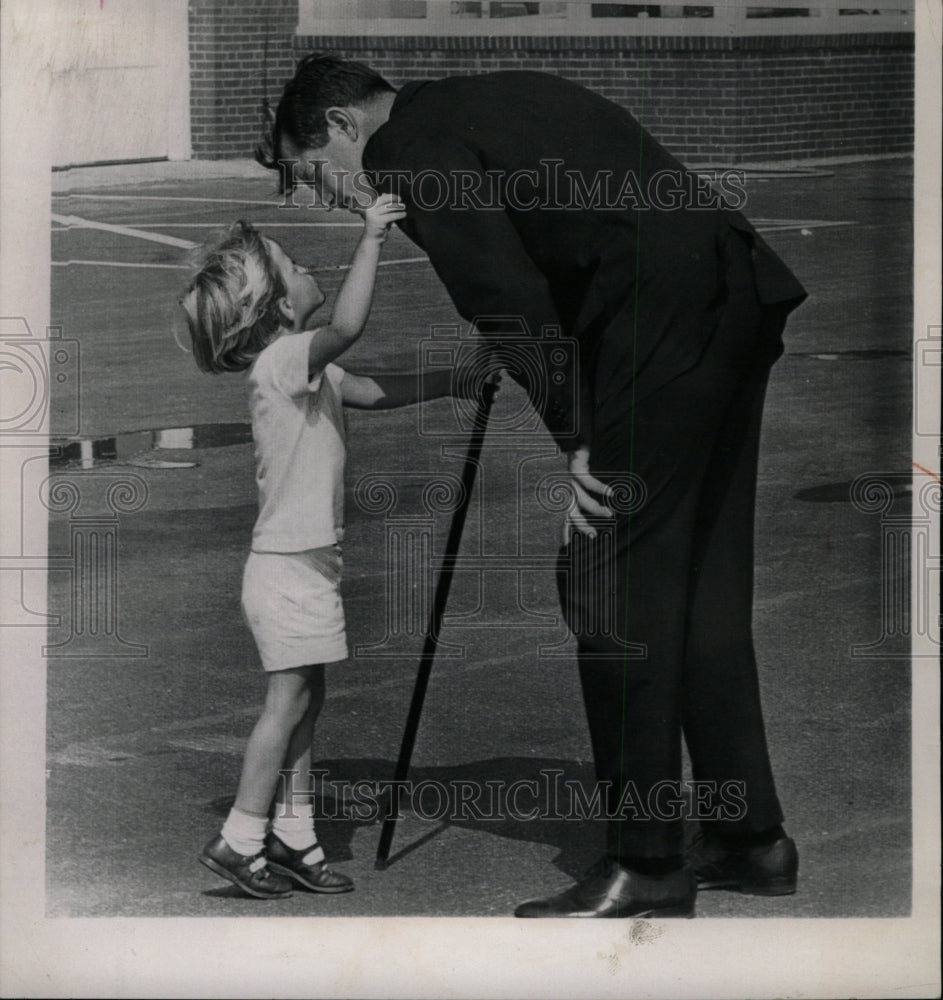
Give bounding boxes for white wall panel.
[50,0,190,167]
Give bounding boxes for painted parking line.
[50,211,855,272]
[310,255,430,272]
[51,193,350,214]
[126,221,363,228]
[751,219,857,232]
[51,256,431,271]
[52,213,198,250]
[51,259,192,270]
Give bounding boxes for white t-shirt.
[247,328,346,553]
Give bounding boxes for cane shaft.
[376,384,495,866]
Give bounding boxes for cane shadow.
[315,755,605,879]
[205,757,605,878]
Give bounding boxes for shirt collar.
[389,80,427,117]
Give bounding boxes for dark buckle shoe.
[689,830,798,896]
[198,834,294,899]
[515,857,696,918]
[265,833,354,894]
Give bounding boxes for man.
[259,55,805,918]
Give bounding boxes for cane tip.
[374,858,389,871]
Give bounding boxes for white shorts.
[241,548,348,671]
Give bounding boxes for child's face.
[267,239,326,331]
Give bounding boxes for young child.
[182,194,489,899]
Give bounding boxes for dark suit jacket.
[363,71,807,450]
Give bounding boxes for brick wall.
[189,0,298,159]
[188,2,914,163]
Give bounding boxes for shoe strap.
[301,844,325,866]
[248,856,268,874]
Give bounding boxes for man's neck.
[358,91,397,143]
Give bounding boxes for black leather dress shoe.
[688,830,798,896]
[198,834,294,899]
[514,857,696,918]
[265,833,354,894]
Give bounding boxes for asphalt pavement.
[43,158,916,921]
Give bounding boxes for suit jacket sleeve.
[365,131,583,451]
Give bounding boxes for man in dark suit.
[261,55,805,918]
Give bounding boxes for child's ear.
[277,295,294,322]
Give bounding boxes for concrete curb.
[51,158,267,192]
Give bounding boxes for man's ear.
[325,107,358,142]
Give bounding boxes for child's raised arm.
[307,193,406,374]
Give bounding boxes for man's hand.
[453,343,503,402]
[361,192,407,243]
[563,445,613,543]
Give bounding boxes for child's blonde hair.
[181,221,288,373]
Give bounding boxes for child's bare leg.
[232,665,318,818]
[199,666,317,897]
[272,666,325,846]
[264,665,353,891]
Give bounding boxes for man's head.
[257,54,396,208]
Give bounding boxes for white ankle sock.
[221,807,267,858]
[272,802,318,852]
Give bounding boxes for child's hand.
[361,193,407,243]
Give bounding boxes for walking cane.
[375,377,498,868]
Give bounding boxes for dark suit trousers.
[557,232,788,859]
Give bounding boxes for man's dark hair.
[255,54,395,174]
